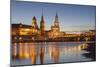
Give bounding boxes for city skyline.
[11,1,96,66]
[11,0,96,31]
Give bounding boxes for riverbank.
[12,39,96,43]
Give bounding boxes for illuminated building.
[12,16,39,36]
[19,23,33,35]
[32,16,39,33]
[47,13,65,38]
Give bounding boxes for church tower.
[32,16,39,32]
[54,13,59,27]
[50,12,60,38]
[40,11,45,36]
[53,12,60,31]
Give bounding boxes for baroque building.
[47,13,65,38]
[12,16,39,36]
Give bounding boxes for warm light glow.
[25,29,30,31]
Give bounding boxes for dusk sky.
[11,0,96,31]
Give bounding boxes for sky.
[11,0,96,31]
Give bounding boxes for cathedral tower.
[53,12,60,32]
[32,16,38,29]
[40,11,45,36]
[54,13,59,27]
[32,16,39,32]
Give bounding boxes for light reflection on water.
[11,42,93,66]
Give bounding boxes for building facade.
[12,16,39,36]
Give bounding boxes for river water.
[11,42,95,66]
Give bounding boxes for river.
[11,41,95,66]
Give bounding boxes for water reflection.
[49,43,60,63]
[11,42,94,66]
[29,43,37,64]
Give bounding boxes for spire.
[40,9,45,36]
[54,12,59,27]
[55,12,59,22]
[41,8,44,23]
[56,12,58,18]
[42,8,43,17]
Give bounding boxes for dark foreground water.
[11,42,95,66]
